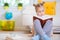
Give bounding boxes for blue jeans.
[33,19,53,40]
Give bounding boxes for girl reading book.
[32,2,53,40]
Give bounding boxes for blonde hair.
[33,2,45,12]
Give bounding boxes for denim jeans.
[33,19,53,40]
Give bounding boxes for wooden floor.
[0,32,59,40]
[0,26,60,40]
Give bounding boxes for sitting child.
[32,2,53,40]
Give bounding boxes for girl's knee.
[46,20,52,24]
[47,20,52,22]
[34,19,41,23]
[34,19,41,26]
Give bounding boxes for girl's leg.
[33,19,45,36]
[40,20,53,40]
[32,34,40,40]
[33,19,51,40]
[43,20,53,37]
[32,19,44,40]
[32,19,42,40]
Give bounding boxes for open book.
[33,15,53,20]
[33,15,53,27]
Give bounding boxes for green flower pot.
[4,3,9,10]
[18,3,23,10]
[2,20,15,31]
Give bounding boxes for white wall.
[53,2,60,26]
[22,5,35,29]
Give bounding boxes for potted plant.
[2,20,15,31]
[18,3,23,10]
[4,3,9,10]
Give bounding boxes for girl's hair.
[33,2,45,12]
[33,2,45,7]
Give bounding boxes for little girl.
[32,2,53,40]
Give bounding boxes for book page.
[34,15,53,20]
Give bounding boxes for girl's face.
[36,6,45,16]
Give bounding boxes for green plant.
[18,3,22,7]
[4,3,9,7]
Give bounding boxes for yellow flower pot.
[2,20,15,31]
[18,6,22,10]
[0,20,2,30]
[4,6,9,10]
